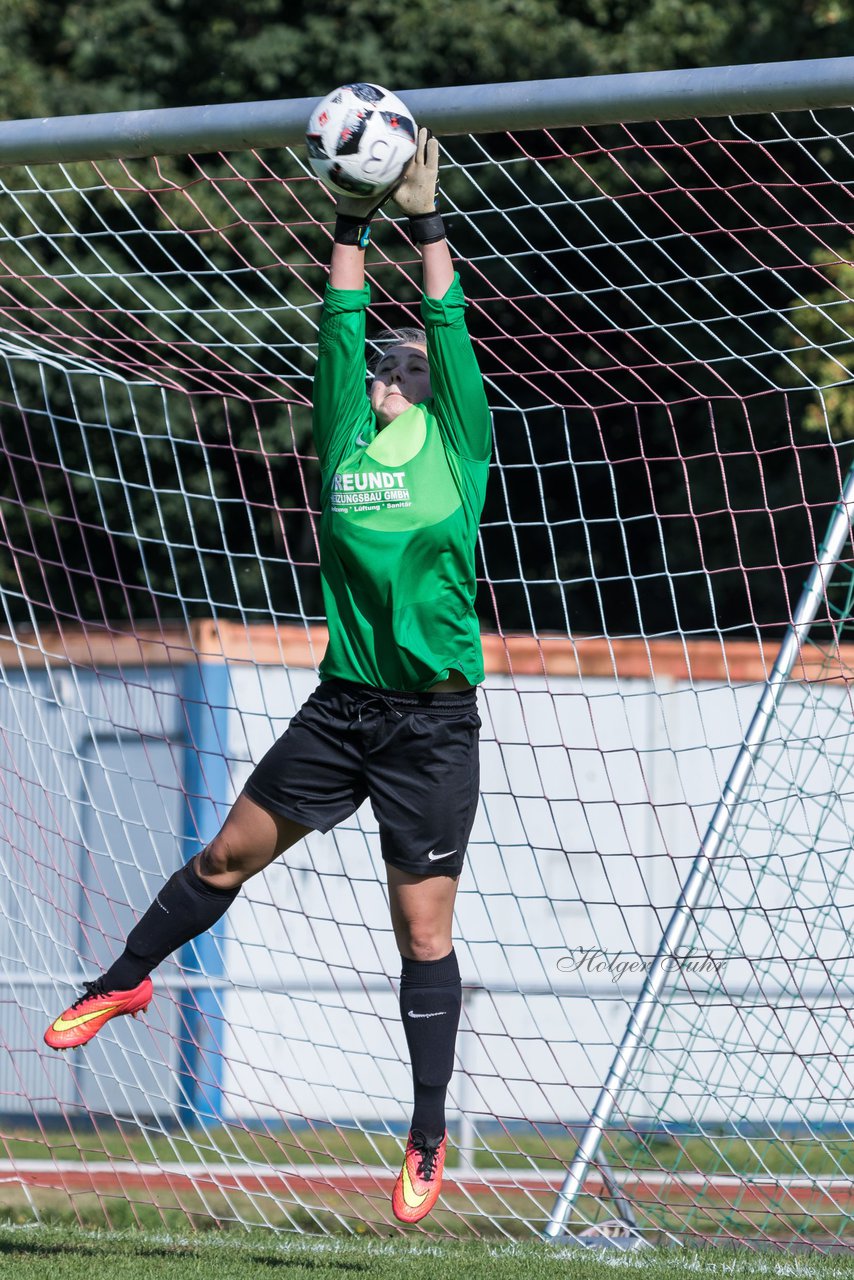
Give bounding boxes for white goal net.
[0,79,853,1246]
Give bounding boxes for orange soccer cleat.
[44,976,153,1051]
[391,1128,447,1224]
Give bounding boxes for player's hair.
[368,327,427,374]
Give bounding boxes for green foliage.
[785,253,854,441]
[6,0,854,118]
[0,2,852,634]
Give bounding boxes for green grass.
[3,1124,853,1246]
[2,1227,854,1280]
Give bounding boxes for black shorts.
[243,679,481,877]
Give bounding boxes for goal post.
[0,58,853,1247]
[543,462,854,1242]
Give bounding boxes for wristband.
[407,212,445,245]
[334,215,372,248]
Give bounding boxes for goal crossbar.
[0,56,851,166]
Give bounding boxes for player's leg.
[45,681,368,1051]
[363,684,481,1223]
[391,865,462,1092]
[99,794,312,992]
[44,794,311,1050]
[388,865,462,1138]
[387,867,462,1224]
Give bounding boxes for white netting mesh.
[0,104,853,1244]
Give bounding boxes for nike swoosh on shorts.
[427,849,456,861]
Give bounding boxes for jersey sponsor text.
[332,468,411,510]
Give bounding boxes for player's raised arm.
[392,130,491,463]
[311,192,380,476]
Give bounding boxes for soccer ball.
[306,83,417,201]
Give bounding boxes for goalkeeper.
[43,129,491,1226]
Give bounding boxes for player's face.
[370,343,431,427]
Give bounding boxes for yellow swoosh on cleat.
[51,1004,121,1032]
[401,1159,429,1210]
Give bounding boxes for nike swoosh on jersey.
[427,849,457,861]
[402,1160,429,1209]
[51,1003,122,1032]
[356,433,372,448]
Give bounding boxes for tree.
[785,252,854,442]
[1,0,851,634]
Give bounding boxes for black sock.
[101,857,239,991]
[399,948,462,1144]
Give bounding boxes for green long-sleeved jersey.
[312,272,491,691]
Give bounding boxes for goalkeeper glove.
[391,127,445,244]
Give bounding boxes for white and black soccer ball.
[306,83,417,200]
